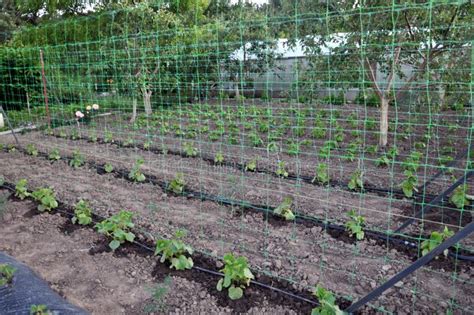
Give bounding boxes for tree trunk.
[234,83,240,99]
[143,89,152,115]
[130,98,137,123]
[379,97,389,147]
[26,91,31,116]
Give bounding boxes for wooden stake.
[40,49,51,128]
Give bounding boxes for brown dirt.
[0,149,472,314]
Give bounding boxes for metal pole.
[345,221,474,313]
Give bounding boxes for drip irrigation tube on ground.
[2,147,473,262]
[46,132,441,202]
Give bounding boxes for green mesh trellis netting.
[0,1,472,313]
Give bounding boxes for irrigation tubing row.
[45,132,440,202]
[5,146,473,262]
[0,182,321,309]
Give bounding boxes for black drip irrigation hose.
[5,146,474,262]
[46,132,440,202]
[0,182,321,309]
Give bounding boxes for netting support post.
[345,221,474,314]
[40,49,51,129]
[0,106,20,146]
[395,170,474,233]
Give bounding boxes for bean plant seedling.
[183,142,198,157]
[31,188,58,212]
[168,173,185,194]
[345,209,365,240]
[348,169,363,191]
[26,144,38,156]
[72,199,93,225]
[312,163,330,185]
[400,170,418,198]
[311,285,343,315]
[69,150,85,168]
[276,161,289,178]
[421,226,454,257]
[30,304,51,315]
[155,230,194,270]
[245,159,257,172]
[0,263,16,286]
[48,149,61,161]
[214,152,224,164]
[273,196,295,220]
[129,158,146,182]
[95,210,135,250]
[15,179,30,200]
[104,163,114,173]
[217,253,254,300]
[450,184,473,209]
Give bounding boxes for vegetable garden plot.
[0,1,473,314]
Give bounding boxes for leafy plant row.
[42,133,449,202]
[5,179,350,313]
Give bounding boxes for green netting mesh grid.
[0,0,472,313]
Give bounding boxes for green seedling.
[312,163,330,185]
[15,179,30,200]
[276,161,289,178]
[143,277,172,314]
[72,199,93,225]
[214,152,224,164]
[348,169,363,191]
[30,304,51,315]
[273,196,295,221]
[375,154,390,167]
[421,227,454,257]
[104,131,113,143]
[450,184,474,209]
[311,285,344,315]
[267,142,279,153]
[7,144,16,152]
[168,173,185,195]
[48,149,61,161]
[155,230,194,270]
[104,163,114,173]
[345,209,365,240]
[245,159,257,172]
[129,158,146,182]
[59,131,67,138]
[26,144,38,156]
[95,210,135,251]
[123,138,134,147]
[143,140,153,150]
[217,253,254,300]
[31,187,58,212]
[400,170,418,198]
[89,131,98,143]
[71,129,79,140]
[183,142,198,157]
[69,150,85,168]
[0,263,16,286]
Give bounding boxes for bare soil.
[0,149,472,314]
